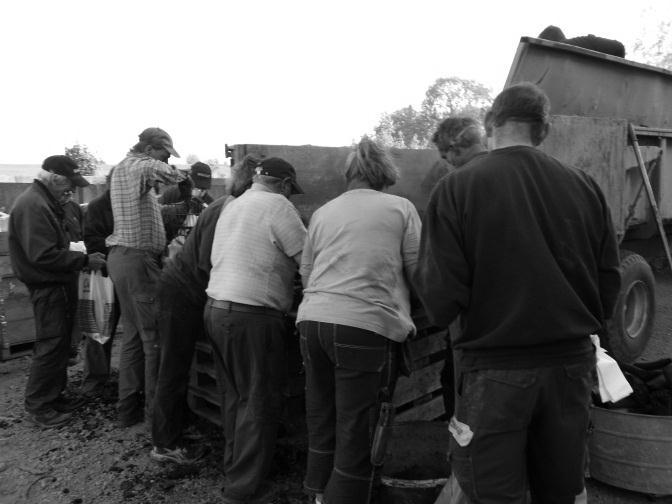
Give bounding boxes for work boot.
[50,394,88,413]
[27,409,72,429]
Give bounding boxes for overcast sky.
[0,0,666,165]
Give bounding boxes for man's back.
[207,187,305,312]
[420,145,620,368]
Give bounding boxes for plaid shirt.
[106,152,180,255]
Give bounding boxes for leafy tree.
[632,20,672,70]
[64,144,104,176]
[374,77,493,148]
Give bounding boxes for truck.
[224,36,672,366]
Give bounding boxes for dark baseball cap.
[256,157,304,194]
[138,127,180,158]
[190,162,212,189]
[42,155,90,187]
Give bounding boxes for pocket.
[31,287,68,341]
[563,360,594,412]
[334,338,387,372]
[133,293,158,342]
[457,369,537,433]
[299,334,310,364]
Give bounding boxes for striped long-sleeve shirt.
[106,152,180,255]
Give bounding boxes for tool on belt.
[370,401,394,467]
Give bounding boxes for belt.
[206,298,285,318]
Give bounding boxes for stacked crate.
[0,231,37,361]
[187,309,448,425]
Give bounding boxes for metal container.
[588,406,672,495]
[379,421,451,504]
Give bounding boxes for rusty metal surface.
[539,116,627,236]
[230,144,445,220]
[506,37,672,128]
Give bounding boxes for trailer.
[506,36,672,362]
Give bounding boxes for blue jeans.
[450,360,594,504]
[299,321,397,504]
[107,246,161,422]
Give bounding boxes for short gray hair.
[345,137,399,190]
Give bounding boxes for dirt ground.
[2,272,672,504]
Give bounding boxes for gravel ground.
[2,271,672,503]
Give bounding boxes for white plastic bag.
[590,334,633,403]
[77,271,116,344]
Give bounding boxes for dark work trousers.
[299,320,397,504]
[152,277,203,449]
[450,360,595,504]
[204,300,287,503]
[25,281,77,414]
[107,246,161,423]
[81,290,120,394]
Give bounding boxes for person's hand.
[86,252,106,272]
[191,188,206,199]
[188,196,205,214]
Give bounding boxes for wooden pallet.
[0,261,37,361]
[187,310,449,425]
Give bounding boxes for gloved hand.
[86,252,107,272]
[188,196,205,214]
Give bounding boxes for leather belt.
[206,298,285,318]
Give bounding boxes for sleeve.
[145,159,181,187]
[401,201,422,281]
[13,205,87,273]
[594,182,621,320]
[270,201,307,259]
[299,226,315,286]
[413,178,471,328]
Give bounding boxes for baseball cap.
[190,162,212,189]
[138,127,180,158]
[42,155,90,187]
[490,82,550,127]
[256,157,304,194]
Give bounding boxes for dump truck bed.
[506,36,672,128]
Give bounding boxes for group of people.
[8,81,621,504]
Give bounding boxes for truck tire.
[605,251,655,363]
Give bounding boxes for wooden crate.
[0,272,36,361]
[0,232,8,256]
[187,310,449,425]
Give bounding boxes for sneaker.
[150,445,203,465]
[27,409,72,429]
[50,394,88,413]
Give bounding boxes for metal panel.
[231,144,444,220]
[539,116,627,237]
[506,37,672,128]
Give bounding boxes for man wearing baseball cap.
[204,156,306,503]
[159,162,215,244]
[106,127,185,428]
[8,155,106,428]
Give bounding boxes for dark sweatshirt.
[161,195,233,307]
[83,189,114,256]
[415,145,621,370]
[9,181,87,286]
